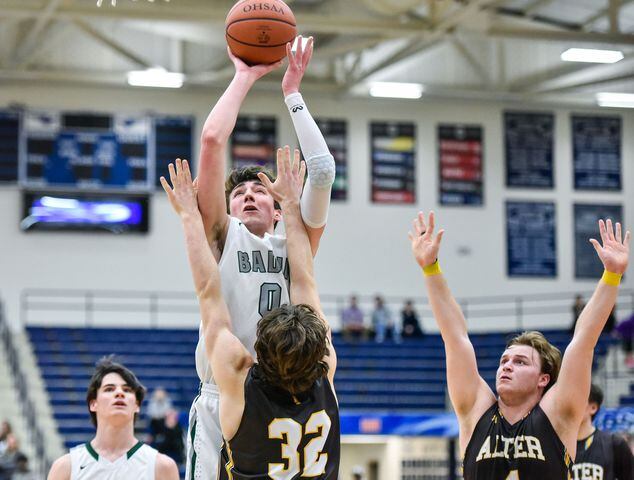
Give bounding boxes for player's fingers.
[295,35,303,59]
[589,238,602,256]
[292,148,301,174]
[284,145,292,174]
[428,211,435,236]
[299,160,306,183]
[413,215,424,236]
[257,172,273,191]
[407,231,415,243]
[616,222,622,243]
[183,159,193,184]
[276,148,285,177]
[175,158,183,181]
[624,231,631,248]
[167,163,176,188]
[606,219,615,242]
[598,219,607,245]
[286,42,293,62]
[434,229,445,248]
[303,37,314,69]
[159,176,171,194]
[417,211,427,235]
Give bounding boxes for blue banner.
[0,109,19,182]
[574,204,623,279]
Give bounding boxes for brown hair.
[254,304,329,395]
[86,356,146,427]
[507,331,562,393]
[225,166,279,212]
[589,383,604,420]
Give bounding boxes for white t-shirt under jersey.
[70,441,157,480]
[195,216,290,383]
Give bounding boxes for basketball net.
[96,0,170,6]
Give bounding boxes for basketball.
[225,0,297,65]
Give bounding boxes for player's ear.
[273,209,283,223]
[537,373,550,389]
[89,399,98,413]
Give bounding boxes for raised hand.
[257,146,306,206]
[227,47,283,82]
[590,219,631,275]
[408,211,445,269]
[160,158,199,218]
[282,35,314,96]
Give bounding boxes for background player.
[573,383,633,479]
[182,35,335,479]
[162,148,339,479]
[47,358,179,480]
[409,211,630,479]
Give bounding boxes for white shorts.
[185,383,222,480]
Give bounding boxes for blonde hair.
[507,331,562,392]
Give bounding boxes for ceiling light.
[127,67,184,88]
[369,82,424,99]
[596,92,634,108]
[561,48,623,64]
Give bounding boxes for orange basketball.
[225,0,297,65]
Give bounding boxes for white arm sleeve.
[285,92,335,228]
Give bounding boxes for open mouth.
[243,205,258,213]
[113,401,127,407]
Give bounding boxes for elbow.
[201,129,223,149]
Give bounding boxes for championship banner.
[315,118,347,201]
[506,201,557,278]
[504,111,554,188]
[231,116,277,172]
[574,204,623,279]
[0,109,19,183]
[572,115,621,191]
[370,121,416,204]
[21,110,152,191]
[438,124,483,206]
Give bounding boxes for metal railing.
[0,298,51,476]
[20,287,634,332]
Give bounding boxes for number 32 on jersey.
[268,410,331,480]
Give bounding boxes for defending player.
[47,358,179,480]
[162,148,339,479]
[573,384,633,479]
[408,211,630,479]
[182,36,335,479]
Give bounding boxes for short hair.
[225,166,279,212]
[589,383,604,420]
[254,304,329,395]
[506,331,562,393]
[86,356,146,427]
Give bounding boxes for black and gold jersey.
[463,403,573,479]
[574,429,634,480]
[219,365,340,479]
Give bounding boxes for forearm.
[201,72,255,147]
[424,273,469,346]
[282,199,319,307]
[572,279,619,349]
[181,212,220,299]
[285,93,335,229]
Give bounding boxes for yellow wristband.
[423,260,442,277]
[602,270,622,286]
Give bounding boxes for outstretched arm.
[542,220,630,446]
[282,37,335,255]
[161,159,251,391]
[197,49,282,250]
[258,147,336,382]
[409,212,495,451]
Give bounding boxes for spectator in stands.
[401,300,423,338]
[154,409,185,465]
[0,421,11,455]
[341,295,366,341]
[616,312,634,368]
[371,295,400,343]
[0,434,21,480]
[570,294,585,333]
[11,453,37,480]
[574,384,633,479]
[147,387,173,438]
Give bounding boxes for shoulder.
[154,453,179,480]
[47,454,71,480]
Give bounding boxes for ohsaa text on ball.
[242,2,286,14]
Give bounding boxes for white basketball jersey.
[195,216,290,382]
[69,441,157,480]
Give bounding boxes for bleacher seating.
[27,326,613,452]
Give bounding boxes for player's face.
[89,372,140,425]
[496,345,549,397]
[229,180,281,235]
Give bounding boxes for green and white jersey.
[70,441,157,480]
